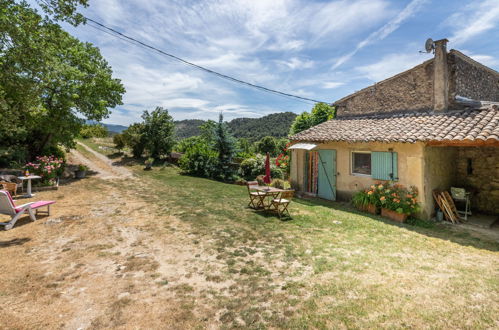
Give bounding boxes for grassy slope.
[134,165,498,328]
[81,139,498,328]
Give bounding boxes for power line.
[84,17,327,105]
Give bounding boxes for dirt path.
[69,142,133,179]
[0,145,222,329]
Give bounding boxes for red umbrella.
[263,152,271,185]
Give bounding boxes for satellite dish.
[425,38,434,53]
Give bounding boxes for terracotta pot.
[356,203,378,214]
[365,203,377,214]
[381,208,408,223]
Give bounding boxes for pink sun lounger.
[0,190,55,230]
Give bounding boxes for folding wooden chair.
[246,181,266,209]
[269,190,294,219]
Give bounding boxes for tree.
[255,136,278,156]
[289,112,312,135]
[213,113,237,181]
[80,124,108,139]
[0,1,125,161]
[289,103,336,135]
[122,123,145,158]
[141,107,175,159]
[310,102,336,126]
[113,134,126,152]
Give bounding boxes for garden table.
[254,186,287,210]
[18,175,42,198]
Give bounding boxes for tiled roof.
[290,106,499,143]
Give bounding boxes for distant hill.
[104,123,128,133]
[174,112,297,141]
[228,112,297,141]
[86,120,128,134]
[174,119,205,139]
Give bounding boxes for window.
[352,152,371,175]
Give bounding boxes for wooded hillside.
[174,112,297,141]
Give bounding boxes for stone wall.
[449,51,499,104]
[335,60,434,117]
[423,147,458,217]
[455,147,499,215]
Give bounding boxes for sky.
[31,0,499,125]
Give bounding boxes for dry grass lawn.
[0,140,498,329]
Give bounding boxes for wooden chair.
[247,181,266,209]
[0,182,18,197]
[269,190,294,219]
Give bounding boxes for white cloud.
[356,52,432,82]
[322,82,345,89]
[277,57,315,70]
[332,0,428,69]
[447,0,499,46]
[462,52,499,67]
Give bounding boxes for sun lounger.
[0,190,55,230]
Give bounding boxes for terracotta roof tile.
[290,107,499,144]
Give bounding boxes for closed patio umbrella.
[263,152,271,185]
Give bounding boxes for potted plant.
[380,184,419,223]
[144,157,154,171]
[75,164,88,179]
[352,184,383,214]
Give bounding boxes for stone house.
[288,39,499,219]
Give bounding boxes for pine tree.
[213,113,237,181]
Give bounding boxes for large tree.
[141,107,175,159]
[289,102,336,135]
[0,0,124,162]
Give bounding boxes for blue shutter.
[372,152,398,181]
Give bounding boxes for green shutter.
[372,152,398,181]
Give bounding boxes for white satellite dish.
[425,38,435,53]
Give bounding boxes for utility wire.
[84,17,327,105]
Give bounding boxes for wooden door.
[317,150,336,200]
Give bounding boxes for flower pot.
[365,203,378,214]
[356,203,378,214]
[381,208,408,223]
[74,170,87,179]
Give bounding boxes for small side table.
[18,175,42,198]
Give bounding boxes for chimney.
[433,38,449,111]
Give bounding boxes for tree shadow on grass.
[0,237,31,248]
[293,197,499,252]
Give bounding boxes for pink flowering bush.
[25,155,65,186]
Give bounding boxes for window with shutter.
[371,151,398,181]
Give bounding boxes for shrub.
[174,136,202,153]
[40,145,67,161]
[379,184,420,215]
[270,179,290,190]
[179,142,218,178]
[25,155,65,186]
[238,154,283,180]
[113,134,126,152]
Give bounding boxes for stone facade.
[455,147,499,215]
[449,50,499,104]
[334,49,499,117]
[335,60,434,117]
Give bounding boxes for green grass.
[126,165,499,329]
[83,141,499,328]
